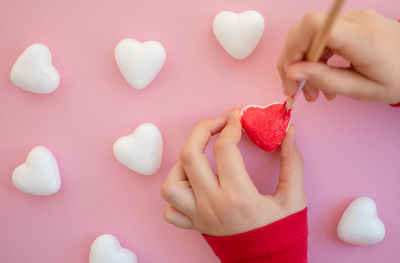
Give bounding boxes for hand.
[278,9,400,104]
[161,110,306,236]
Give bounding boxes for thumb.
[287,61,382,102]
[273,126,306,210]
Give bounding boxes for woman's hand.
[278,9,400,104]
[161,110,306,236]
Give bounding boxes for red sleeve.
[202,208,308,263]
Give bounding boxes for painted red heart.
[240,103,291,151]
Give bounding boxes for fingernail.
[304,93,311,102]
[293,72,308,81]
[282,80,290,96]
[283,85,292,97]
[284,80,297,97]
[326,93,336,101]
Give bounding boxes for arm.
[161,110,307,262]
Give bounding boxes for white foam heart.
[10,44,60,94]
[213,10,265,60]
[113,123,163,175]
[115,39,166,89]
[90,234,137,263]
[337,196,385,245]
[12,146,61,195]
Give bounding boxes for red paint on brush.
[241,103,291,151]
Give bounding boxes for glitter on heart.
[240,103,291,151]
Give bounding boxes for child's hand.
[278,9,400,104]
[161,110,306,236]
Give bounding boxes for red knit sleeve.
[202,208,308,263]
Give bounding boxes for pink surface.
[0,0,399,262]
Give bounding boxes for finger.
[303,48,333,102]
[214,110,256,191]
[282,77,299,97]
[161,162,197,215]
[283,11,325,72]
[286,61,384,102]
[283,11,377,78]
[323,91,336,101]
[303,84,319,102]
[180,118,227,196]
[277,23,297,79]
[278,24,300,97]
[280,22,333,98]
[274,126,306,210]
[303,89,311,102]
[164,204,194,230]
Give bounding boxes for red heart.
[240,103,291,151]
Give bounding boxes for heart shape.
[240,103,291,151]
[115,38,166,89]
[12,146,61,195]
[113,123,163,175]
[337,196,385,245]
[10,44,60,94]
[90,234,137,263]
[213,10,265,60]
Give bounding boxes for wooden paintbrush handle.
[306,0,345,61]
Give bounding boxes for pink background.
[0,0,399,262]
